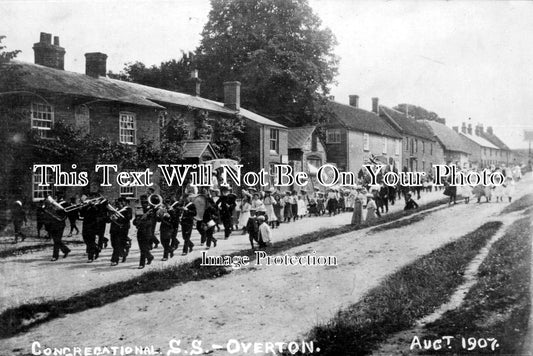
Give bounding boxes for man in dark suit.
[216,187,236,239]
[109,197,132,266]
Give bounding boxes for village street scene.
[1,1,533,355]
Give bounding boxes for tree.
[196,0,339,126]
[108,52,195,92]
[393,103,444,122]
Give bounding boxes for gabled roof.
[423,120,470,154]
[237,107,286,128]
[379,106,435,141]
[327,101,401,138]
[4,60,286,128]
[7,61,164,109]
[480,131,510,151]
[110,78,235,115]
[459,131,499,149]
[288,126,316,149]
[182,140,218,159]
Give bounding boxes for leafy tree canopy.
[197,0,339,125]
[112,0,339,127]
[108,52,195,93]
[393,103,444,122]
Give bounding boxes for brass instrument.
[43,196,68,221]
[136,194,163,221]
[44,195,109,221]
[63,197,106,212]
[147,194,162,209]
[108,204,128,227]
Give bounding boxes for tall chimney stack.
[372,97,379,114]
[223,81,241,111]
[187,69,202,96]
[487,126,493,135]
[33,32,65,70]
[85,52,107,78]
[461,122,467,134]
[475,123,484,136]
[467,123,473,135]
[349,95,359,108]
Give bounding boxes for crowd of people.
[6,162,525,268]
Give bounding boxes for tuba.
[43,196,67,221]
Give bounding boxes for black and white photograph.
[1,0,533,355]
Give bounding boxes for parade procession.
[1,1,533,355]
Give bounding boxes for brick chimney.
[349,95,359,108]
[85,52,107,78]
[475,123,484,136]
[452,126,459,133]
[33,32,66,70]
[223,81,240,111]
[467,123,473,135]
[487,126,493,135]
[372,97,379,114]
[187,69,202,96]
[461,122,467,134]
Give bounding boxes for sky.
[1,0,532,149]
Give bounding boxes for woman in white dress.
[238,196,251,233]
[297,194,308,218]
[263,190,277,227]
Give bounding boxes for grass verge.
[290,221,503,356]
[500,193,533,215]
[419,215,532,354]
[0,196,452,339]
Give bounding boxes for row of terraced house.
[0,33,514,203]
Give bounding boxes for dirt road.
[2,176,531,355]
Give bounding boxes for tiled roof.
[459,132,499,149]
[110,78,235,114]
[327,101,402,138]
[182,140,217,159]
[237,107,286,128]
[423,120,470,154]
[380,106,435,141]
[4,60,286,128]
[480,131,510,151]
[288,126,316,149]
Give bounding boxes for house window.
[326,129,341,144]
[363,133,370,151]
[31,102,54,138]
[120,185,136,197]
[404,137,408,151]
[269,128,279,153]
[119,112,136,144]
[422,141,425,154]
[430,143,433,155]
[395,139,400,156]
[32,170,54,201]
[415,139,418,153]
[422,161,425,172]
[410,139,414,154]
[382,137,387,154]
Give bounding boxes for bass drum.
[192,194,208,221]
